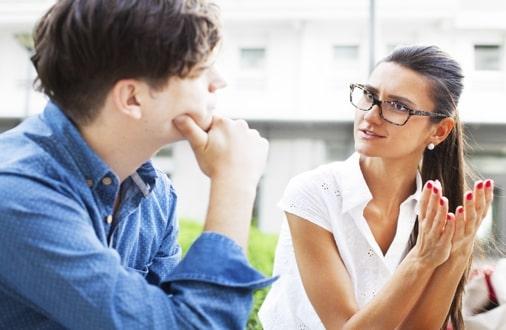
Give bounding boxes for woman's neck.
[359,154,421,212]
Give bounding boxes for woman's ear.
[110,79,144,120]
[430,117,455,146]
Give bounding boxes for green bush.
[178,219,278,330]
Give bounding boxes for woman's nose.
[363,103,383,124]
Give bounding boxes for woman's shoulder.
[288,159,347,190]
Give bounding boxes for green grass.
[178,219,278,330]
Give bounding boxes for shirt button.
[102,177,112,186]
[106,215,113,224]
[86,179,93,187]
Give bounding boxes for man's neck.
[79,118,157,183]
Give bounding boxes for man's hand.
[173,114,269,249]
[173,115,268,186]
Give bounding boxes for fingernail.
[466,192,473,201]
[433,187,439,194]
[485,180,493,188]
[440,198,444,206]
[447,214,452,221]
[427,181,433,189]
[477,181,484,189]
[458,206,464,214]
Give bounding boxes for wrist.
[446,252,471,269]
[211,173,259,194]
[407,246,440,271]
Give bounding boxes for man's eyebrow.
[365,84,416,107]
[194,65,209,72]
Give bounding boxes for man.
[0,0,273,328]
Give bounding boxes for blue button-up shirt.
[0,102,274,329]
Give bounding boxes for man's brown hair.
[31,0,221,125]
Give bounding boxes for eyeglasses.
[349,83,449,126]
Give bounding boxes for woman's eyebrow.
[365,84,379,93]
[388,94,416,107]
[365,84,416,107]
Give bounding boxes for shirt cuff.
[163,232,277,290]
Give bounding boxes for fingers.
[424,181,441,229]
[464,190,477,236]
[235,119,249,129]
[418,180,434,220]
[432,196,449,235]
[483,179,494,222]
[173,115,209,150]
[454,206,465,242]
[474,181,486,222]
[464,179,495,235]
[441,213,455,243]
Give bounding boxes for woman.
[259,45,494,329]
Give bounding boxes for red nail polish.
[458,207,464,214]
[440,198,444,206]
[427,181,433,189]
[485,180,492,188]
[433,187,439,194]
[466,192,473,201]
[447,214,452,220]
[477,181,484,189]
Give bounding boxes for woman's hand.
[413,180,455,268]
[451,179,494,261]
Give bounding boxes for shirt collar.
[42,101,158,194]
[338,152,423,214]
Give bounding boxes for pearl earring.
[428,143,435,150]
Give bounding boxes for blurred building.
[1,0,505,245]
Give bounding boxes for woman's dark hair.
[31,0,221,125]
[380,45,468,329]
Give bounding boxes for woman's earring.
[428,143,435,150]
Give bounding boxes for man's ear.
[110,80,144,120]
[429,117,455,146]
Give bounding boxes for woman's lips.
[358,129,386,139]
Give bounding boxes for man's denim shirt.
[0,102,275,329]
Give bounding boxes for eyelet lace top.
[259,153,422,329]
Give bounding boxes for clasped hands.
[414,179,494,268]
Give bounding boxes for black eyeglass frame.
[349,83,450,126]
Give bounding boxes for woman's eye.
[364,91,374,100]
[392,102,408,112]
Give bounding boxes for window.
[474,45,502,71]
[237,47,267,90]
[240,48,266,71]
[330,45,361,91]
[333,45,359,67]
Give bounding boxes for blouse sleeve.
[278,169,332,232]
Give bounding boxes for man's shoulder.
[0,116,73,187]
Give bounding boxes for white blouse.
[259,152,422,330]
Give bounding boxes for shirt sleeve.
[0,173,275,330]
[278,169,332,231]
[145,184,182,286]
